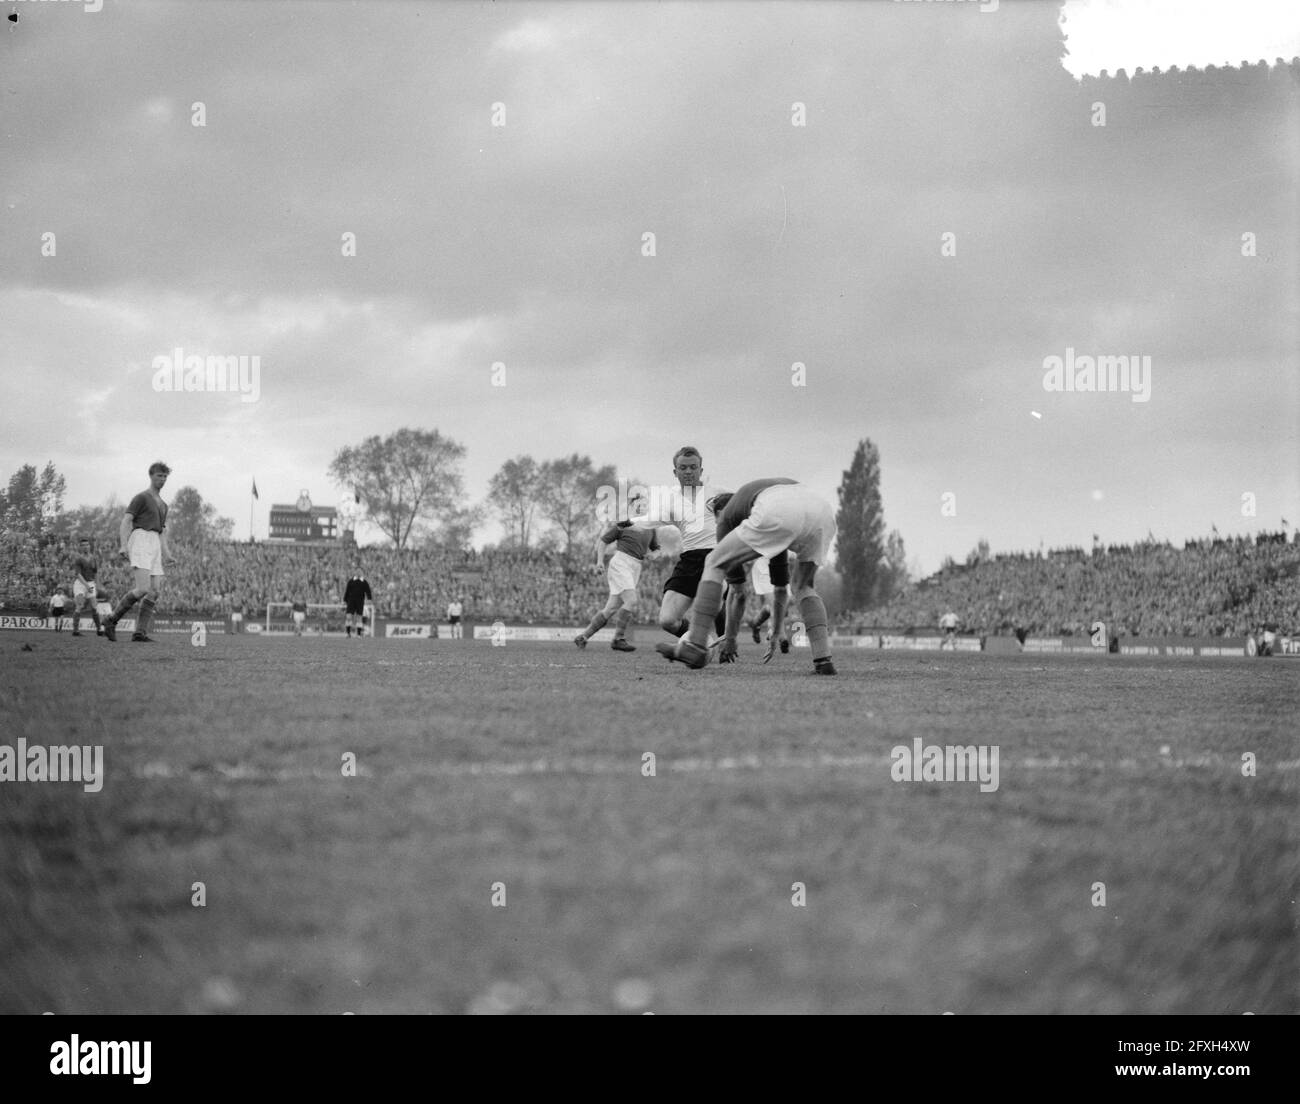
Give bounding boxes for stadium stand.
[844,534,1300,638]
[3,531,1297,636]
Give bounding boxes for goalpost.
[265,602,375,637]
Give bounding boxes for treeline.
[2,431,912,606]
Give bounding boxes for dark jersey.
[716,478,797,584]
[344,578,372,605]
[603,523,659,561]
[126,490,168,533]
[74,554,99,582]
[291,600,307,614]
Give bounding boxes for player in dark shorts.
[70,537,104,636]
[647,446,729,639]
[344,573,372,637]
[103,461,174,643]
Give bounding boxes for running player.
[657,478,837,675]
[939,610,959,650]
[643,446,729,639]
[103,462,174,643]
[446,597,464,639]
[344,573,371,637]
[575,492,659,653]
[70,538,103,636]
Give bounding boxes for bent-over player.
[657,478,837,675]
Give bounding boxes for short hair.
[673,446,702,466]
[78,536,90,543]
[148,461,172,476]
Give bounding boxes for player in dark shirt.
[344,573,372,637]
[70,537,104,636]
[103,462,174,643]
[575,493,660,652]
[657,478,838,675]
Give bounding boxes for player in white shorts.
[103,462,175,643]
[575,492,660,653]
[70,537,104,636]
[657,478,838,675]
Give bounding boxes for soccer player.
[447,597,464,639]
[102,462,174,643]
[291,597,308,637]
[939,610,959,650]
[48,587,68,632]
[344,572,371,637]
[575,492,659,653]
[657,478,838,675]
[642,446,729,639]
[70,538,103,636]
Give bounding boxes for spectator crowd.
[844,533,1300,638]
[0,535,673,626]
[4,531,1297,638]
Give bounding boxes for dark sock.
[110,593,140,623]
[137,598,156,635]
[754,609,770,627]
[687,581,725,647]
[613,609,632,639]
[347,626,352,636]
[582,610,610,638]
[799,593,831,662]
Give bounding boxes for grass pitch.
[1,630,1296,1014]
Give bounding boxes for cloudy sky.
[2,0,1296,573]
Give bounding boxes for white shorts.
[293,611,306,624]
[73,579,97,600]
[750,557,774,597]
[735,484,836,565]
[128,529,164,576]
[607,550,643,595]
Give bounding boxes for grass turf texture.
[1,632,1295,1014]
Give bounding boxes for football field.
[1,632,1295,1015]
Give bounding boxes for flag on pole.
[252,479,259,499]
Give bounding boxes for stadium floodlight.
[264,602,375,638]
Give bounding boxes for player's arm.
[117,513,134,559]
[594,528,616,572]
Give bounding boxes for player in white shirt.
[635,446,730,639]
[447,598,464,639]
[939,610,959,650]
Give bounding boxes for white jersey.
[676,482,728,553]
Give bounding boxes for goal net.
[264,602,375,636]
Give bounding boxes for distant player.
[344,572,371,637]
[48,587,68,632]
[575,492,659,653]
[939,610,959,650]
[103,462,174,643]
[447,597,464,639]
[291,597,308,637]
[70,537,103,636]
[657,478,838,675]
